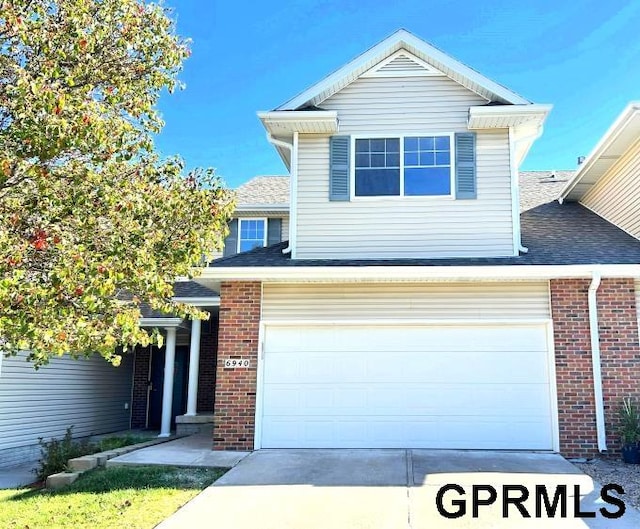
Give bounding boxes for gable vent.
[362,50,443,78]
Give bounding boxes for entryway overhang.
[137,295,220,438]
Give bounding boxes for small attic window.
[361,50,444,78]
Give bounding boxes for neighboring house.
[195,30,640,459]
[0,353,134,468]
[0,280,219,468]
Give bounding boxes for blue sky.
[156,0,640,189]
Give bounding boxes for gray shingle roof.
[235,176,289,205]
[233,171,571,211]
[172,281,218,298]
[210,202,640,268]
[138,282,219,318]
[520,170,573,212]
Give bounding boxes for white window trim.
[237,217,268,253]
[349,133,456,201]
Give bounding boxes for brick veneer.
[551,278,640,458]
[598,279,640,453]
[212,281,261,450]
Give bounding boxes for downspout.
[265,132,294,255]
[510,125,545,254]
[588,270,608,452]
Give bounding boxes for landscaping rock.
[46,471,80,489]
[68,456,97,472]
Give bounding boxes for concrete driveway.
[158,449,640,529]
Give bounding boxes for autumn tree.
[0,0,234,367]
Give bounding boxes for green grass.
[96,434,154,452]
[0,465,226,529]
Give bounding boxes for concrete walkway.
[107,433,249,469]
[0,462,37,489]
[158,449,640,529]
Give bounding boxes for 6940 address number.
[224,359,250,368]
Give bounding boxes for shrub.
[35,426,97,480]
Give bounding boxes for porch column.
[159,326,177,437]
[185,318,202,416]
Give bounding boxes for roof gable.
[276,29,530,110]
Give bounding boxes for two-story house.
[196,30,640,459]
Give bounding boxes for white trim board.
[277,29,530,110]
[197,264,640,283]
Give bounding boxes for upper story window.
[354,135,452,197]
[238,218,266,252]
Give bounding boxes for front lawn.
[0,465,226,529]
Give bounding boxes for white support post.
[185,318,202,416]
[159,327,177,438]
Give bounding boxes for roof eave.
[560,102,640,201]
[258,110,339,135]
[196,263,640,283]
[467,104,552,129]
[235,204,289,212]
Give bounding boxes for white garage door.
[260,323,554,450]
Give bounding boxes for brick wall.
[551,279,598,457]
[551,278,640,458]
[212,281,261,450]
[131,346,151,429]
[598,279,640,453]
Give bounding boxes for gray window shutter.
[455,132,477,199]
[267,218,282,246]
[329,135,350,201]
[222,218,238,257]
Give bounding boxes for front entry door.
[148,346,190,430]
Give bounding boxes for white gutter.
[235,204,289,213]
[266,133,294,255]
[588,270,607,452]
[139,317,183,328]
[197,263,640,283]
[172,296,220,306]
[290,132,299,258]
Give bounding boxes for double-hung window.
[354,135,452,197]
[238,218,266,252]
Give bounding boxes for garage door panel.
[264,383,550,417]
[264,350,549,385]
[262,417,552,450]
[261,323,554,450]
[264,325,548,354]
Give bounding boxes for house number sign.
[224,359,250,368]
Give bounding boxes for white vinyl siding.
[0,353,133,467]
[320,75,487,133]
[581,138,640,239]
[295,74,511,258]
[262,281,550,322]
